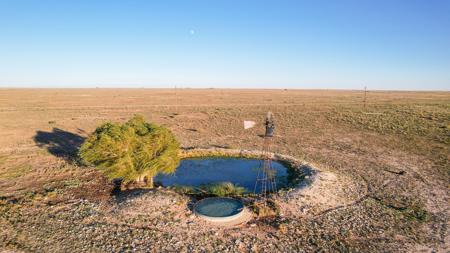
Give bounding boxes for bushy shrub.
[199,182,247,197]
[79,115,180,188]
[170,182,246,196]
[170,185,196,195]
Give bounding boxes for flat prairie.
[0,89,449,252]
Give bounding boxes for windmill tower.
[254,112,277,198]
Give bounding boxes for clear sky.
[1,0,449,90]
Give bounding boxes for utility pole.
[174,85,179,114]
[363,86,367,110]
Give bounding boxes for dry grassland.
[0,89,449,252]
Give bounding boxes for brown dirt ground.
[0,89,449,252]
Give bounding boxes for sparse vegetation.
[171,182,247,197]
[328,105,450,144]
[0,89,448,252]
[199,182,247,197]
[252,199,280,217]
[0,164,33,180]
[170,184,196,195]
[403,202,429,223]
[79,115,180,188]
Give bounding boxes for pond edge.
[179,147,321,192]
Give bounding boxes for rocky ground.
[0,89,449,252]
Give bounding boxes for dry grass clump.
[252,199,280,217]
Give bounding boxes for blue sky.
[0,0,449,90]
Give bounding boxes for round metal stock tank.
[193,197,246,223]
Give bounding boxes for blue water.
[155,157,302,192]
[195,198,244,217]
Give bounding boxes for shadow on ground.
[34,128,86,163]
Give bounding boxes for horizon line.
[0,86,449,92]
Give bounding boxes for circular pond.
[194,197,245,222]
[155,157,304,193]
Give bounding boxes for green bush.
[199,182,247,197]
[79,115,180,188]
[170,185,196,195]
[170,182,246,196]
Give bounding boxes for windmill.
[253,112,277,198]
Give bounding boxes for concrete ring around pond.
[194,197,249,224]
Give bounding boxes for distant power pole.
[363,86,367,109]
[174,85,178,114]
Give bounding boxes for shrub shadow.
[34,128,86,163]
